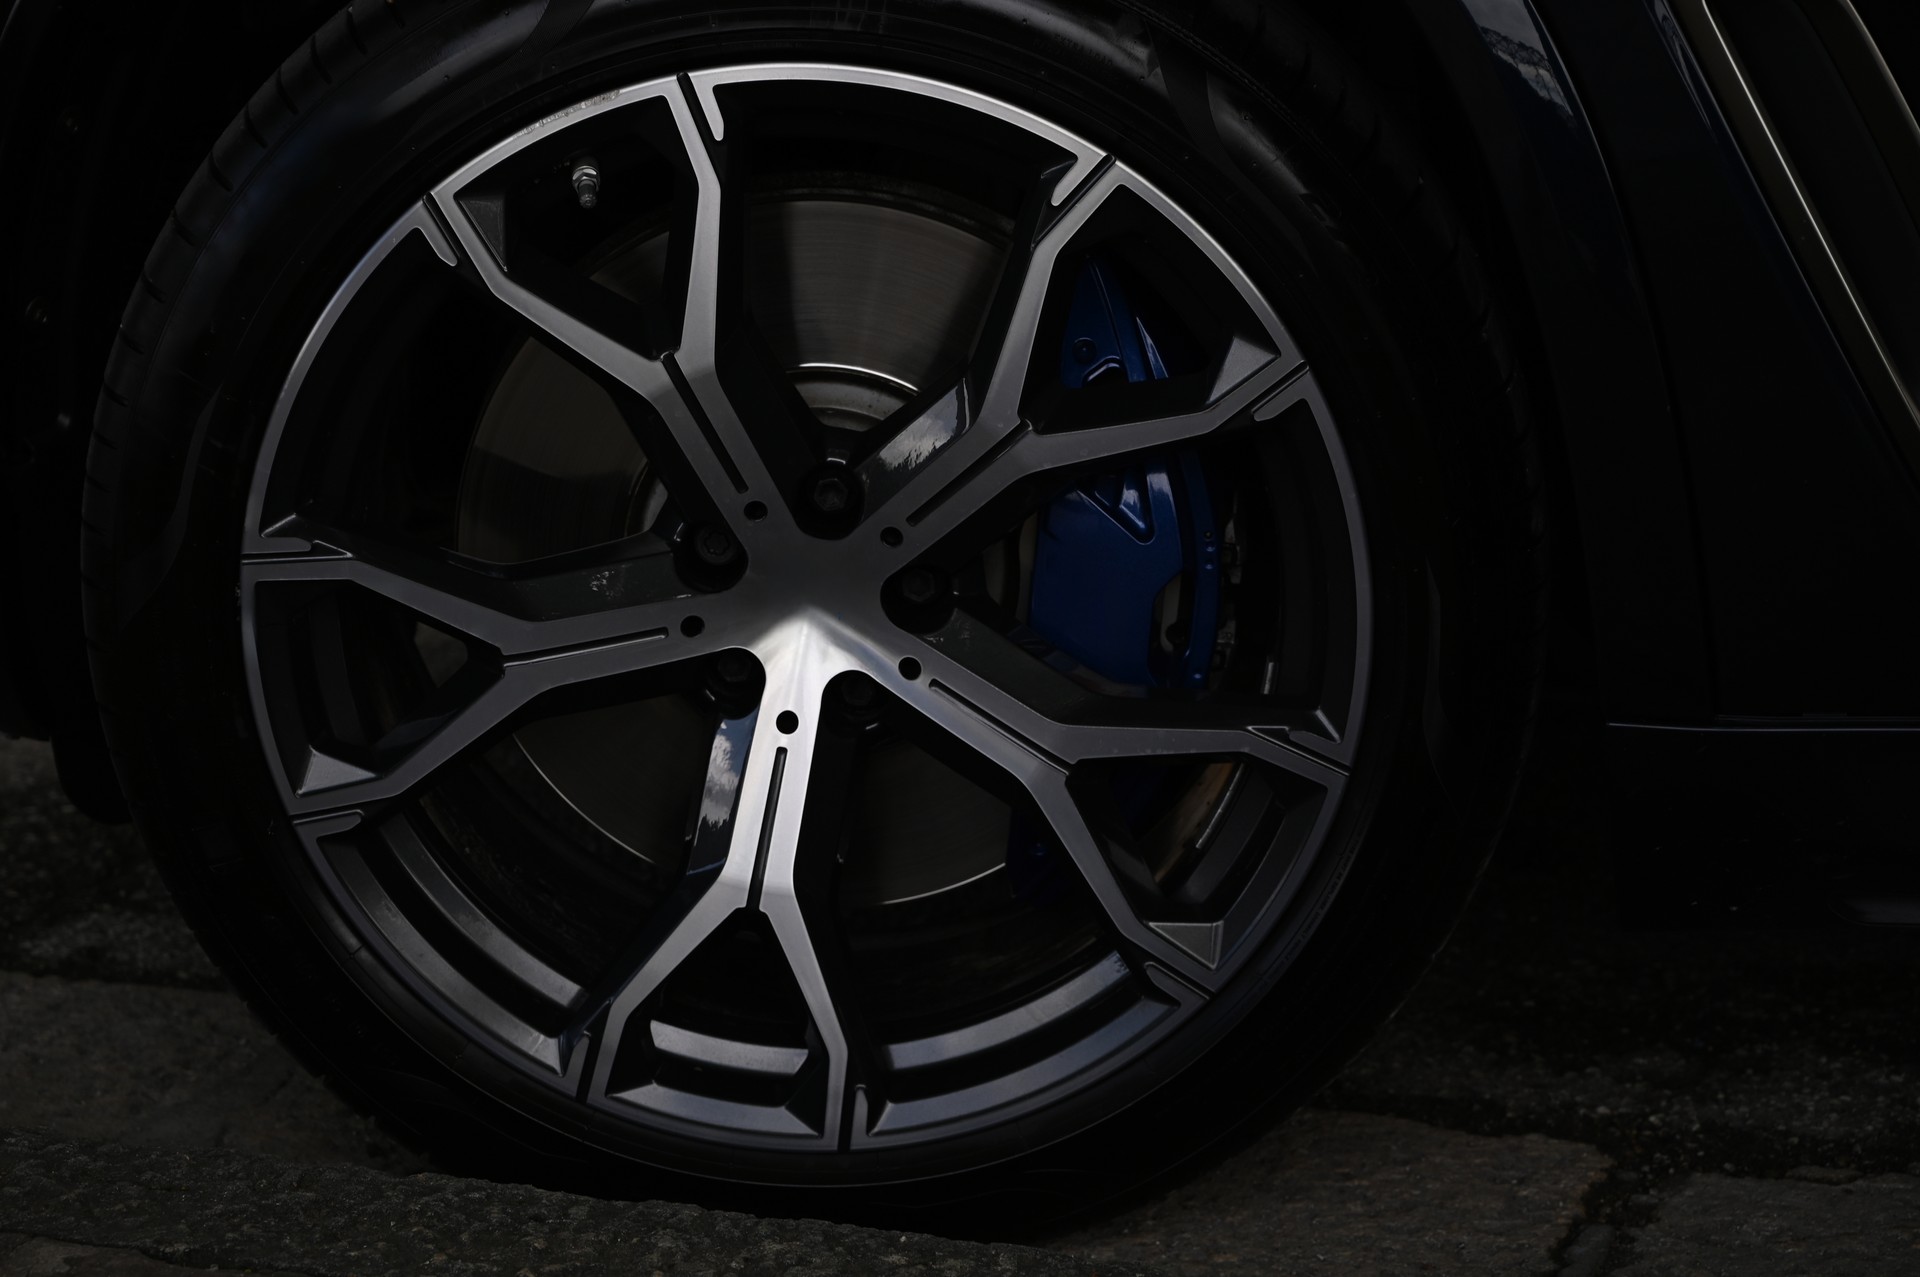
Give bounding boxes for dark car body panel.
[2,0,1916,917]
[1400,0,1721,722]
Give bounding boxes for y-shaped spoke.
[248,519,706,656]
[667,81,823,512]
[905,613,1349,785]
[242,525,742,816]
[903,345,1309,555]
[854,161,1123,525]
[423,83,785,538]
[586,617,859,1144]
[428,203,747,522]
[875,621,1348,993]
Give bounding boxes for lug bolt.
[571,159,601,210]
[714,650,755,684]
[808,472,851,514]
[899,567,943,605]
[691,524,738,567]
[841,677,877,710]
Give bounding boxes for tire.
[83,0,1544,1229]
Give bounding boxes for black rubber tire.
[82,0,1545,1229]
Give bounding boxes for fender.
[1333,0,1718,721]
[1373,0,1920,921]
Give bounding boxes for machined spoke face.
[241,522,741,817]
[584,619,858,1144]
[896,353,1312,555]
[903,609,1351,783]
[1021,768,1234,993]
[919,656,1349,788]
[852,160,1122,522]
[424,82,777,539]
[883,631,1348,992]
[245,518,706,657]
[669,77,824,520]
[242,63,1371,1154]
[852,170,1311,562]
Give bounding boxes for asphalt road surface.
[3,714,1917,1275]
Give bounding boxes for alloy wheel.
[235,64,1369,1159]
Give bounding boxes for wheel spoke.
[244,519,709,656]
[587,617,858,1143]
[881,681,1239,993]
[243,525,739,816]
[1022,766,1231,993]
[425,101,767,530]
[877,623,1348,992]
[271,635,711,818]
[902,617,1348,787]
[573,707,760,1086]
[855,160,1123,524]
[904,350,1310,553]
[667,83,823,511]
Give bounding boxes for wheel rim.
[237,64,1371,1159]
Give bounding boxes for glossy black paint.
[1382,0,1718,720]
[1534,0,1920,918]
[2,0,1916,916]
[1583,0,1920,716]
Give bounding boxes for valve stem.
[570,158,601,210]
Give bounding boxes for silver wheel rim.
[237,63,1372,1157]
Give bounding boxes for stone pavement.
[1607,1173,1920,1276]
[0,964,1609,1275]
[4,730,1918,1275]
[0,1127,1157,1277]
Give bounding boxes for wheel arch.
[1284,0,1715,722]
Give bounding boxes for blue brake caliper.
[1030,256,1220,689]
[1008,257,1222,892]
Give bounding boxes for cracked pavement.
[3,713,1918,1275]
